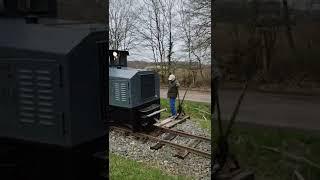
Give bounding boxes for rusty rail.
[110,126,211,159]
[155,126,211,143]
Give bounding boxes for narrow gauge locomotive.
[107,50,162,131]
[0,17,108,179]
[0,18,107,147]
[0,18,162,148]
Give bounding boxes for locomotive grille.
[141,74,155,100]
[113,81,128,102]
[17,67,56,126]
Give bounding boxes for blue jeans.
[169,98,176,116]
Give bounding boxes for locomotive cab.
[108,50,128,68]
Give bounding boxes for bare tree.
[282,0,296,52]
[137,0,178,82]
[189,0,211,83]
[242,0,282,82]
[178,0,210,85]
[145,0,166,81]
[109,0,140,50]
[188,0,211,51]
[178,0,193,83]
[164,0,176,74]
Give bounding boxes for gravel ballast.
[109,120,211,179]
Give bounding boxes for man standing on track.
[167,74,180,117]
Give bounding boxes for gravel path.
[160,88,211,103]
[109,120,211,179]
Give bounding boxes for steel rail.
[111,126,211,159]
[156,126,211,142]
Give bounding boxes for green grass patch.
[109,153,189,180]
[160,98,211,132]
[224,122,320,180]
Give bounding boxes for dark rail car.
[0,18,108,179]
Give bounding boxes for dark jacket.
[167,80,179,98]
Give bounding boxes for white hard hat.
[168,74,175,81]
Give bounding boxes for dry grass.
[128,61,211,88]
[225,122,320,180]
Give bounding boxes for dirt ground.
[160,88,320,130]
[160,88,211,103]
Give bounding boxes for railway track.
[110,123,211,159]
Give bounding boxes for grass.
[160,98,211,132]
[109,153,190,180]
[224,122,320,180]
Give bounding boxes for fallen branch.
[260,145,320,170]
[202,115,207,121]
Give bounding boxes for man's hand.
[176,81,180,87]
